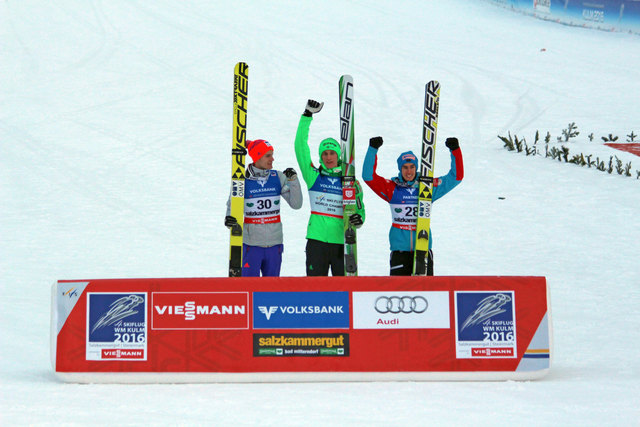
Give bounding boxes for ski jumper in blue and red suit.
[362,143,463,275]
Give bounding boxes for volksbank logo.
[253,292,349,329]
[248,186,273,193]
[259,306,278,320]
[257,305,345,319]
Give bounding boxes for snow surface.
[1,0,639,425]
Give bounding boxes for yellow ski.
[229,62,249,277]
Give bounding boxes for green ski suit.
[295,114,365,275]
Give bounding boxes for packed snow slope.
[1,0,638,425]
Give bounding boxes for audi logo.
[375,296,428,314]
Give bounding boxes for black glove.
[348,213,363,228]
[303,99,324,117]
[369,136,383,149]
[445,137,459,151]
[224,215,238,228]
[283,167,297,180]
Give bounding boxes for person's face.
[401,163,416,181]
[255,150,274,169]
[321,150,338,168]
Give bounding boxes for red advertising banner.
[51,276,551,382]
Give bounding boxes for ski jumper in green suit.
[295,114,365,276]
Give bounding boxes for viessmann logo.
[101,349,145,359]
[471,348,514,357]
[152,292,249,330]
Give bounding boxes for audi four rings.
[374,296,428,314]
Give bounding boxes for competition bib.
[309,175,343,219]
[389,185,418,230]
[244,172,282,224]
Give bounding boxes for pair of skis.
[227,64,359,277]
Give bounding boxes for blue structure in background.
[486,0,640,35]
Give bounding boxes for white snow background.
[1,0,639,425]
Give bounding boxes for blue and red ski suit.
[362,146,464,252]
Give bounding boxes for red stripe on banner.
[605,143,640,157]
